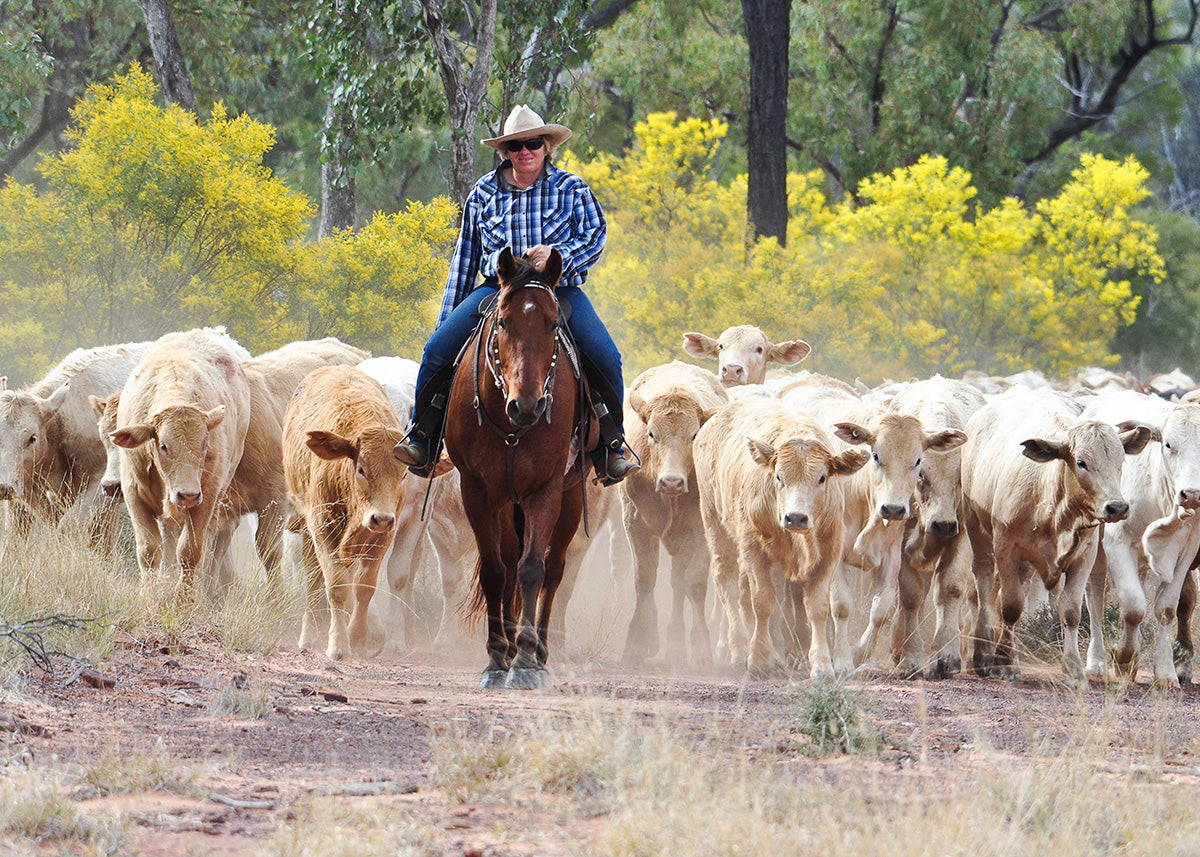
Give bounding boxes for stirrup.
[595,445,641,487]
[393,437,435,478]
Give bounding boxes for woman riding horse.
[393,104,638,487]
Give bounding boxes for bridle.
[482,281,562,421]
[471,280,580,503]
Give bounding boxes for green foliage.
[283,201,457,359]
[0,65,456,381]
[792,675,882,755]
[573,113,1164,382]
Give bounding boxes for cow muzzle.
[365,512,395,534]
[656,474,687,495]
[171,490,202,509]
[1099,500,1130,523]
[878,503,908,521]
[101,479,122,499]
[928,519,959,538]
[1179,488,1200,510]
[782,512,810,532]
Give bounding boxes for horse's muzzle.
[506,396,546,427]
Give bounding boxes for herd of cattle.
[3,323,1199,689]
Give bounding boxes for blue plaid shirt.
[437,161,607,327]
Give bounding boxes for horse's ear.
[543,248,563,286]
[498,247,517,282]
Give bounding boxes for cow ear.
[767,339,811,367]
[1115,419,1159,445]
[306,430,357,461]
[498,247,517,282]
[89,394,109,419]
[834,421,874,446]
[746,436,776,467]
[542,248,563,285]
[698,405,721,427]
[924,428,967,452]
[682,332,719,360]
[628,389,651,424]
[41,383,70,414]
[110,425,155,449]
[832,448,870,476]
[1119,424,1152,455]
[203,405,227,430]
[1021,437,1068,463]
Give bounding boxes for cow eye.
[25,434,36,447]
[647,431,656,443]
[159,442,169,454]
[717,343,725,351]
[872,451,880,463]
[775,473,783,485]
[357,465,366,478]
[1165,441,1174,452]
[914,456,922,468]
[818,474,826,484]
[755,346,764,354]
[1076,459,1088,471]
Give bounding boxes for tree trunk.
[421,0,498,207]
[741,0,790,246]
[319,78,357,238]
[136,0,198,113]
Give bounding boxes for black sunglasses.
[504,137,545,153]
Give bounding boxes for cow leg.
[681,538,712,667]
[706,515,744,667]
[804,549,839,679]
[967,511,998,677]
[127,496,164,588]
[854,560,895,667]
[297,532,328,653]
[1176,569,1196,685]
[829,562,857,676]
[1143,519,1200,687]
[893,557,932,679]
[175,503,216,603]
[1058,540,1098,690]
[316,544,353,661]
[1084,554,1111,679]
[347,551,386,656]
[621,489,663,665]
[254,501,286,587]
[928,542,968,679]
[991,552,1030,681]
[744,549,780,679]
[1103,533,1148,679]
[383,498,432,650]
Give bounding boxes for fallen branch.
[0,614,101,680]
[308,781,418,797]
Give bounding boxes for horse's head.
[494,247,564,427]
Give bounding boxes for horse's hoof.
[479,668,507,690]
[505,667,548,690]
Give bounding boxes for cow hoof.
[929,656,960,680]
[1152,676,1181,690]
[1061,673,1089,691]
[505,667,548,690]
[1113,657,1137,677]
[897,660,923,680]
[479,668,508,690]
[1177,664,1193,686]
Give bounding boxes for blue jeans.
[413,285,625,426]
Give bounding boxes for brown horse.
[443,247,588,689]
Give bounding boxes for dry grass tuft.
[259,799,440,857]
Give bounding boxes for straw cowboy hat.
[482,104,572,150]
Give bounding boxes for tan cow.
[682,325,811,387]
[962,388,1150,687]
[695,396,867,677]
[284,364,410,660]
[230,337,370,582]
[0,341,152,538]
[888,377,985,678]
[782,384,966,673]
[620,360,728,665]
[110,329,252,599]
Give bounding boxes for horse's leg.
[533,487,584,669]
[507,489,572,690]
[459,479,511,688]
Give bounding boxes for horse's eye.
[497,319,506,331]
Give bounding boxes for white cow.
[889,376,986,678]
[1082,390,1200,686]
[682,325,810,387]
[782,384,966,673]
[962,388,1150,687]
